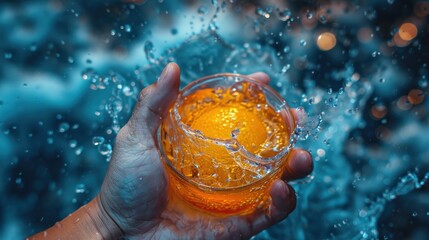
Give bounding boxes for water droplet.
[300,40,307,47]
[418,78,427,88]
[68,56,74,64]
[209,22,219,31]
[283,46,290,53]
[15,178,22,184]
[4,52,13,59]
[75,146,83,156]
[319,15,327,24]
[122,86,133,96]
[412,212,418,217]
[281,64,290,73]
[372,51,380,58]
[124,24,131,32]
[98,143,112,156]
[306,12,313,19]
[69,140,77,148]
[75,184,86,193]
[231,129,240,138]
[198,6,208,15]
[92,136,105,146]
[171,28,178,35]
[144,41,157,64]
[256,7,270,18]
[379,78,385,83]
[58,122,70,133]
[30,43,37,52]
[278,9,292,21]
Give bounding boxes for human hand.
[96,63,313,239]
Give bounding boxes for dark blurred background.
[1,0,428,239]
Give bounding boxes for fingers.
[291,107,307,126]
[268,180,296,222]
[282,148,313,181]
[238,180,296,237]
[248,72,270,84]
[121,63,180,143]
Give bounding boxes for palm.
[125,175,277,239]
[99,128,168,234]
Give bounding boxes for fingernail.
[158,63,171,83]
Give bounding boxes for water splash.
[358,172,429,239]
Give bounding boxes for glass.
[158,73,295,215]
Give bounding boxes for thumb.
[120,63,180,146]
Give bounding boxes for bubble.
[387,0,394,4]
[319,15,327,24]
[171,28,178,35]
[300,40,307,47]
[58,122,70,133]
[92,136,105,146]
[317,149,326,157]
[98,143,112,156]
[278,9,292,21]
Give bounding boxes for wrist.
[85,195,123,239]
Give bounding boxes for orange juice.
[159,74,294,215]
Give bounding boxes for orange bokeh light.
[371,105,387,119]
[317,32,337,51]
[408,89,425,105]
[398,23,418,41]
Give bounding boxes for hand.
[97,63,313,239]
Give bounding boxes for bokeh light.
[398,22,418,41]
[317,32,336,51]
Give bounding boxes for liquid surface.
[162,81,291,188]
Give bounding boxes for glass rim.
[159,73,296,191]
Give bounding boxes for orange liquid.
[160,81,291,215]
